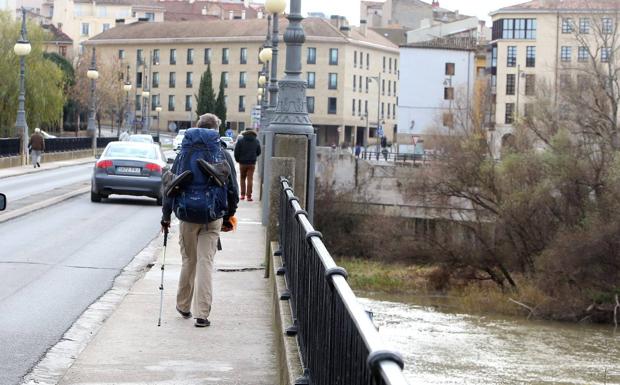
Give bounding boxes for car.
[173,129,187,151]
[91,141,172,205]
[0,193,5,211]
[40,130,57,139]
[128,134,154,144]
[220,136,235,150]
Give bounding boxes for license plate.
[116,166,141,174]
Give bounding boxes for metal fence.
[0,138,21,157]
[278,177,409,385]
[39,137,118,153]
[360,151,424,163]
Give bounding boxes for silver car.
[91,141,172,205]
[173,129,186,152]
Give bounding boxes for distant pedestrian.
[234,128,261,202]
[119,130,130,141]
[161,113,239,328]
[29,128,45,168]
[355,144,361,158]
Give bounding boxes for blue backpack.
[171,128,229,224]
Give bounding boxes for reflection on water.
[359,297,620,385]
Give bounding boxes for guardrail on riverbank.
[278,177,409,385]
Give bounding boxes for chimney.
[360,19,367,36]
[330,15,341,29]
[241,10,246,19]
[340,25,351,36]
[229,10,234,20]
[115,18,125,25]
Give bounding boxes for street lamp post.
[265,0,286,121]
[141,89,150,134]
[86,47,99,157]
[14,7,31,166]
[367,73,382,159]
[155,106,162,138]
[123,65,132,136]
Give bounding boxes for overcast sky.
[299,0,521,25]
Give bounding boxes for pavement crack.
[0,260,119,271]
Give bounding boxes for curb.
[0,186,90,224]
[20,225,170,385]
[0,159,94,180]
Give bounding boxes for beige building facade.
[490,0,620,150]
[85,17,398,147]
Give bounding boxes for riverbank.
[337,258,619,324]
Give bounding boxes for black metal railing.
[360,151,424,163]
[0,138,21,157]
[278,178,409,385]
[44,137,118,153]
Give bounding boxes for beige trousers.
[177,219,223,319]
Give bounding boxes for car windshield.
[129,135,153,143]
[104,144,158,160]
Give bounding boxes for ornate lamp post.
[264,0,286,122]
[141,89,150,134]
[14,7,32,165]
[123,66,132,135]
[86,47,99,157]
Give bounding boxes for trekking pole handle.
[163,227,169,247]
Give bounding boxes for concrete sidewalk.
[54,193,276,384]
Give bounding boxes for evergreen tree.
[196,64,215,116]
[214,72,227,135]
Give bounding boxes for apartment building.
[84,17,399,147]
[489,0,620,151]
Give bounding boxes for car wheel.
[91,191,102,203]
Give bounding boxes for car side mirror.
[0,193,6,211]
[167,158,174,164]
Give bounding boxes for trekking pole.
[157,227,169,327]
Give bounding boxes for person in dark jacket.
[29,128,45,168]
[233,129,261,201]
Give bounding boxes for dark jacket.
[234,130,261,165]
[29,133,45,151]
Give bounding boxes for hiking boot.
[176,306,192,319]
[195,318,211,327]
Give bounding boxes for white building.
[397,37,476,153]
[1,0,17,17]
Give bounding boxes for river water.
[360,297,620,385]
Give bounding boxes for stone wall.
[0,150,97,169]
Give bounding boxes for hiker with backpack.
[160,113,239,328]
[233,128,261,201]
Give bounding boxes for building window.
[137,49,144,65]
[118,49,125,60]
[183,95,191,111]
[393,103,396,118]
[602,18,613,34]
[170,49,176,65]
[561,46,571,62]
[240,47,248,65]
[602,47,611,62]
[492,18,537,40]
[222,48,229,64]
[135,95,141,111]
[153,49,160,65]
[394,58,398,73]
[307,72,315,89]
[81,23,89,36]
[365,100,368,114]
[360,52,364,68]
[145,12,154,21]
[525,74,535,96]
[365,77,369,93]
[238,96,246,112]
[524,103,534,118]
[562,18,573,33]
[505,103,515,124]
[102,23,110,32]
[579,18,590,34]
[169,72,176,88]
[239,72,247,88]
[151,95,159,112]
[168,95,175,111]
[382,79,385,95]
[366,53,370,69]
[352,98,356,115]
[222,72,229,88]
[506,74,516,95]
[204,48,212,65]
[307,97,315,113]
[328,73,338,89]
[389,57,393,73]
[444,87,454,100]
[381,102,385,119]
[329,48,338,65]
[328,97,337,114]
[445,62,455,75]
[578,46,589,62]
[354,51,357,68]
[526,46,536,67]
[307,47,316,64]
[383,56,386,72]
[388,81,391,96]
[560,74,571,89]
[353,75,357,92]
[152,72,159,88]
[136,72,143,88]
[359,75,363,93]
[187,48,194,65]
[443,112,454,128]
[186,72,193,88]
[507,46,517,67]
[358,100,361,116]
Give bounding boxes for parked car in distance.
[173,129,187,151]
[91,141,172,205]
[40,130,57,139]
[128,134,155,144]
[220,136,234,150]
